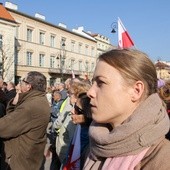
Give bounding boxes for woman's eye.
[96,80,104,87]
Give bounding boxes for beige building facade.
[91,33,115,56]
[2,3,169,86]
[8,8,97,85]
[0,2,113,85]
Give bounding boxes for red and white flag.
[63,125,81,170]
[118,17,134,49]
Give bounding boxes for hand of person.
[12,92,20,105]
[15,83,21,93]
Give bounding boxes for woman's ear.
[131,81,145,102]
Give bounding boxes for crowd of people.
[43,78,92,170]
[0,48,170,170]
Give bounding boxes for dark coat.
[0,89,7,108]
[5,89,17,105]
[0,90,50,170]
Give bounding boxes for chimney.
[35,13,45,20]
[58,23,67,29]
[5,1,18,10]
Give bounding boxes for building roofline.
[0,16,17,24]
[0,3,17,24]
[7,8,96,42]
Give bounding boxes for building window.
[39,32,45,45]
[79,60,82,71]
[0,34,3,49]
[39,54,45,67]
[50,77,56,86]
[71,41,75,52]
[85,45,88,55]
[50,35,55,47]
[50,56,55,68]
[78,43,82,54]
[91,47,95,57]
[26,52,32,66]
[61,37,66,49]
[91,62,94,71]
[71,59,75,69]
[85,61,89,71]
[27,28,33,42]
[0,34,2,49]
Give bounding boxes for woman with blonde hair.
[55,80,91,169]
[83,49,170,170]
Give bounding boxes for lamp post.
[111,22,117,33]
[60,41,66,82]
[111,21,119,49]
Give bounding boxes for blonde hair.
[159,80,170,102]
[99,49,157,97]
[69,81,91,98]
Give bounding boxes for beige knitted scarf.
[83,93,170,169]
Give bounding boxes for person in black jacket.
[0,79,6,168]
[0,78,7,111]
[5,81,16,105]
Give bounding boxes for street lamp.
[111,22,117,33]
[60,41,66,82]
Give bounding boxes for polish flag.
[118,18,134,48]
[63,125,81,170]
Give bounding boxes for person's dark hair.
[53,90,62,98]
[26,71,47,92]
[3,82,7,86]
[99,49,157,97]
[78,92,92,125]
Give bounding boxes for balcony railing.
[48,68,60,73]
[48,68,82,75]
